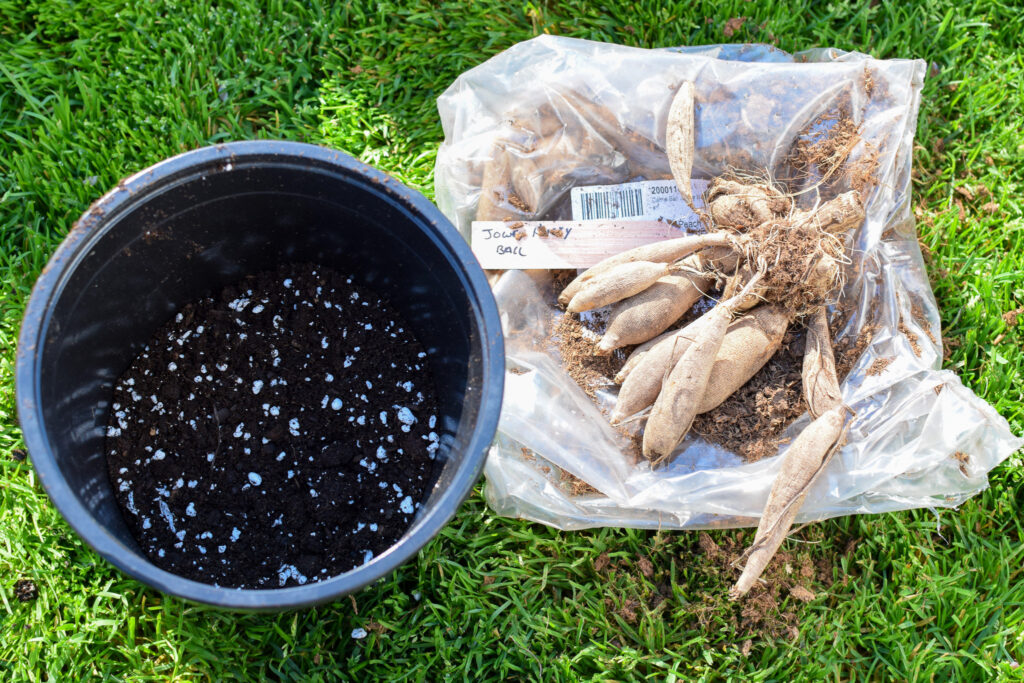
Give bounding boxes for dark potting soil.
[105,263,442,589]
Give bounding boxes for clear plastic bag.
[435,36,1023,530]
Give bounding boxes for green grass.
[2,0,1023,680]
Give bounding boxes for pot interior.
[35,156,484,562]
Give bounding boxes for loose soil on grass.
[105,263,442,589]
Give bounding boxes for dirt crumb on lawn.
[14,579,38,602]
[1003,306,1024,327]
[688,527,842,640]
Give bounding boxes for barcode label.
[570,179,708,228]
[575,186,645,220]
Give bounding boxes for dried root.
[642,275,763,464]
[730,406,847,599]
[743,199,854,316]
[558,232,734,306]
[642,304,732,462]
[611,313,713,424]
[706,177,791,230]
[792,191,865,234]
[567,261,669,313]
[667,81,696,205]
[802,307,843,418]
[476,147,527,221]
[720,261,763,313]
[614,328,681,385]
[596,257,710,355]
[697,304,791,414]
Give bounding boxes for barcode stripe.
[578,187,644,220]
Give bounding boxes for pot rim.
[15,140,504,610]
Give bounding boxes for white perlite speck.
[277,563,308,586]
[394,406,415,432]
[252,380,264,394]
[331,398,343,411]
[400,496,414,514]
[351,628,368,640]
[159,500,176,533]
[230,527,241,542]
[289,418,300,436]
[248,472,262,486]
[185,502,196,517]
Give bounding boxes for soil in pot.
[104,263,442,588]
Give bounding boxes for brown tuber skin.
[642,277,762,463]
[614,328,681,385]
[697,305,792,414]
[596,256,710,355]
[567,261,669,313]
[720,262,763,313]
[642,303,734,462]
[611,313,713,424]
[730,406,846,599]
[706,178,791,229]
[476,143,536,222]
[666,81,696,205]
[558,233,734,307]
[792,191,865,234]
[803,307,843,418]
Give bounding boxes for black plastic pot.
[16,141,504,610]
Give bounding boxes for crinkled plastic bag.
[434,36,1022,530]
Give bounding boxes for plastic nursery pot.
[16,141,504,610]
